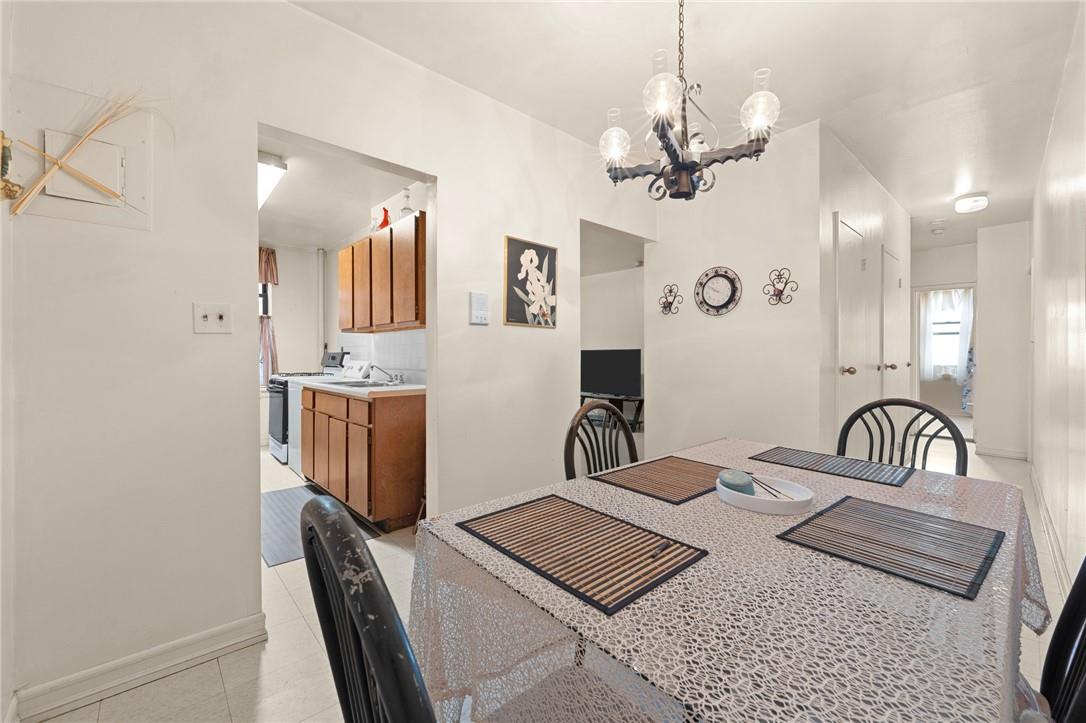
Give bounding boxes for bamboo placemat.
[589,456,724,504]
[778,496,1005,599]
[457,495,708,615]
[750,446,914,487]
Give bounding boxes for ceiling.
[258,125,419,250]
[581,220,649,276]
[298,1,1078,250]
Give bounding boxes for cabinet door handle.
[883,363,898,370]
[840,366,857,376]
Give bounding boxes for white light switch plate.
[193,303,233,334]
[469,292,489,325]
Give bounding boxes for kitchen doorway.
[253,124,435,623]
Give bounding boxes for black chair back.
[1041,557,1086,722]
[300,495,436,723]
[564,400,638,480]
[836,398,968,476]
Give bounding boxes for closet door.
[880,248,910,398]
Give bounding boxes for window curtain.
[955,288,974,385]
[919,292,935,381]
[259,247,279,285]
[917,288,973,383]
[259,315,278,386]
[258,247,279,385]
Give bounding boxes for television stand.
[580,392,644,432]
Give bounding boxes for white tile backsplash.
[333,329,426,384]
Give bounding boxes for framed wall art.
[504,236,557,328]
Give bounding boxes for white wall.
[975,222,1031,458]
[0,2,13,716]
[645,122,822,456]
[912,243,977,288]
[4,1,653,704]
[817,124,913,450]
[581,268,643,351]
[643,121,910,459]
[1031,3,1086,585]
[266,245,323,372]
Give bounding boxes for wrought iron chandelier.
[599,0,782,201]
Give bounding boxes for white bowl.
[716,475,814,515]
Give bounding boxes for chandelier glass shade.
[599,0,782,201]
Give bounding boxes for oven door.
[268,381,287,446]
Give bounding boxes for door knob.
[840,366,857,376]
[884,363,898,370]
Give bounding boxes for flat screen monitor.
[581,349,641,397]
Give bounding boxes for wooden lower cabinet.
[347,423,369,517]
[327,417,348,501]
[300,409,315,480]
[313,411,329,489]
[302,389,424,531]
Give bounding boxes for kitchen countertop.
[297,379,426,399]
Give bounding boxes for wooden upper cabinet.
[352,237,371,330]
[371,227,393,327]
[337,212,425,333]
[392,212,425,326]
[337,246,353,331]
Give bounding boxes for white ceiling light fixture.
[954,192,989,214]
[257,152,288,209]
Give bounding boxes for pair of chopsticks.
[745,472,793,500]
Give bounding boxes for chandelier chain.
[677,0,685,81]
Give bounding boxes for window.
[258,283,271,384]
[258,282,270,316]
[918,287,973,382]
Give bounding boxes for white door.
[835,214,880,431]
[880,248,911,398]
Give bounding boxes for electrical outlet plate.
[193,303,232,334]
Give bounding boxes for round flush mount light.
[954,192,989,214]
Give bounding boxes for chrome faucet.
[364,363,398,384]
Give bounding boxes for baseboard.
[16,613,267,723]
[1030,465,1074,599]
[4,694,18,723]
[974,445,1028,460]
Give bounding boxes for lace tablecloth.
[409,438,1050,722]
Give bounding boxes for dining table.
[408,438,1051,722]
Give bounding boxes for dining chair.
[1036,555,1086,722]
[564,400,638,480]
[300,495,437,723]
[836,398,969,476]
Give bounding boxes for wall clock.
[694,266,742,316]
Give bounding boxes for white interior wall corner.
[3,0,653,694]
[1030,2,1086,585]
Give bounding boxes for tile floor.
[47,443,1065,722]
